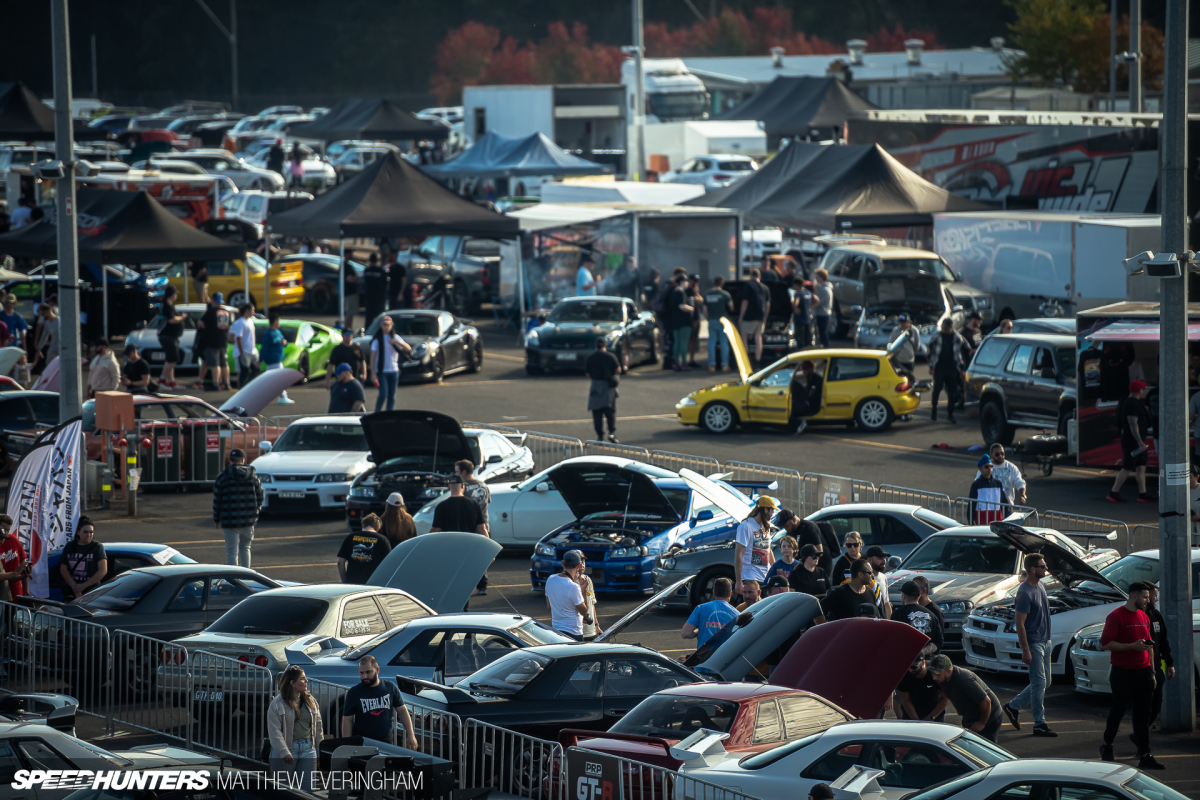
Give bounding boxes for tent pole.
[338,238,345,325]
[102,266,108,342]
[516,236,525,344]
[243,252,250,306]
[263,232,270,314]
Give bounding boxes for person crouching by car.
[120,344,152,393]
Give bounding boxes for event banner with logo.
[6,420,83,598]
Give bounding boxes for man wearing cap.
[0,294,28,348]
[958,311,984,411]
[1003,554,1057,737]
[576,255,597,297]
[892,580,943,655]
[975,444,1026,506]
[927,654,1005,742]
[897,657,945,722]
[195,292,230,391]
[120,344,152,393]
[683,577,738,648]
[1109,380,1154,503]
[326,327,366,389]
[329,363,366,414]
[969,454,1010,524]
[864,545,892,618]
[546,551,590,640]
[212,449,264,568]
[887,314,919,380]
[788,544,829,598]
[763,575,791,597]
[87,340,120,397]
[734,496,776,600]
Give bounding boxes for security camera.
[74,159,100,178]
[31,159,65,180]
[1123,251,1153,276]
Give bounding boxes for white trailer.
[933,211,1161,321]
[641,119,766,173]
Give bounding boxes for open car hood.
[687,592,823,681]
[595,576,694,643]
[771,618,929,719]
[367,530,501,613]
[720,317,753,383]
[219,368,304,417]
[864,271,946,316]
[679,468,753,523]
[990,521,1123,594]
[360,410,474,467]
[549,462,680,522]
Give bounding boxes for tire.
[691,566,735,607]
[1024,434,1067,457]
[700,401,738,434]
[980,399,1015,446]
[854,397,894,432]
[307,283,332,314]
[430,351,445,383]
[228,290,249,307]
[467,341,482,373]
[297,353,310,383]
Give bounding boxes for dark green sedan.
[524,295,660,374]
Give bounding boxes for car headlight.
[1078,636,1104,651]
[659,556,677,570]
[1003,622,1018,634]
[535,543,556,557]
[315,473,352,483]
[678,397,697,407]
[526,331,540,347]
[258,474,272,483]
[612,546,649,559]
[858,325,878,336]
[350,486,377,497]
[420,487,445,499]
[939,600,973,615]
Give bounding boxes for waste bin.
[187,423,226,483]
[142,422,181,484]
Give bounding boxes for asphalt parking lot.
[58,315,1200,795]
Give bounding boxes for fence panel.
[8,607,111,718]
[722,461,803,510]
[0,600,32,696]
[462,718,560,800]
[134,416,266,487]
[950,497,1039,527]
[1130,524,1161,554]
[876,485,952,517]
[1040,511,1129,552]
[167,649,275,762]
[566,746,762,800]
[650,450,722,477]
[803,473,876,516]
[403,696,463,763]
[525,432,584,473]
[584,440,651,463]
[109,631,192,747]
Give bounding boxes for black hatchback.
[964,333,1077,445]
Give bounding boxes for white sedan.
[255,416,371,513]
[897,759,1184,800]
[154,149,284,191]
[674,720,1016,800]
[1071,611,1200,695]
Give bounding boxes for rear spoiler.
[502,432,528,448]
[830,766,887,800]
[667,728,730,768]
[283,634,348,665]
[394,674,477,704]
[558,729,675,759]
[706,473,779,493]
[1056,529,1120,550]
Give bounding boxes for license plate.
[588,569,604,584]
[149,352,165,361]
[556,352,578,361]
[194,689,224,702]
[279,491,305,499]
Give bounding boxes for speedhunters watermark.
[13,768,426,794]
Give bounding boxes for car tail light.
[271,279,289,287]
[895,381,910,393]
[237,654,249,669]
[254,655,269,667]
[712,173,731,181]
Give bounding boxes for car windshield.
[206,596,328,635]
[883,257,957,282]
[901,536,1017,574]
[462,651,550,696]
[947,733,1017,767]
[512,620,572,647]
[77,572,161,611]
[608,695,739,738]
[913,508,960,530]
[548,301,624,323]
[1124,773,1192,800]
[1076,555,1158,596]
[366,315,440,337]
[647,92,708,120]
[272,423,367,453]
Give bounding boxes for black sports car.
[354,309,483,382]
[525,296,659,374]
[279,252,365,314]
[398,642,700,740]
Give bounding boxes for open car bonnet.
[720,317,753,383]
[367,530,501,613]
[990,521,1123,594]
[679,468,754,523]
[770,618,929,719]
[549,462,681,521]
[360,409,475,467]
[219,368,304,417]
[686,592,823,682]
[594,576,694,644]
[864,270,946,319]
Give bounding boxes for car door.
[441,313,469,368]
[1021,345,1063,425]
[746,362,795,425]
[865,740,973,793]
[822,357,880,420]
[160,577,212,638]
[1002,343,1036,418]
[674,159,698,184]
[506,477,573,544]
[817,513,880,551]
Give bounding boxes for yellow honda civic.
[676,319,922,434]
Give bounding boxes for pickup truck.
[396,235,501,313]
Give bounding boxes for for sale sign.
[206,432,220,453]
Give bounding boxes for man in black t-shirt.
[120,344,152,393]
[928,654,1005,742]
[430,476,488,535]
[337,513,391,584]
[59,516,108,602]
[821,558,876,621]
[585,339,622,442]
[897,657,945,721]
[196,293,230,391]
[362,254,388,324]
[341,655,418,748]
[788,544,829,598]
[1109,379,1154,503]
[157,286,186,389]
[891,581,943,654]
[326,328,366,387]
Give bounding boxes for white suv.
[154,149,284,191]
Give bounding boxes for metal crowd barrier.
[174,649,275,762]
[1040,511,1130,552]
[650,450,722,476]
[6,606,112,718]
[108,631,192,746]
[803,472,876,514]
[950,497,1040,527]
[584,440,652,462]
[525,432,584,473]
[876,484,952,517]
[461,718,560,800]
[723,461,803,510]
[567,746,762,800]
[1130,524,1162,554]
[402,695,464,763]
[262,411,364,431]
[304,675,351,740]
[132,416,266,487]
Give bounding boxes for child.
[765,535,799,584]
[13,353,30,389]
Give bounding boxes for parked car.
[966,547,1200,679]
[964,333,1077,445]
[1073,609,1200,694]
[817,240,994,336]
[217,189,314,240]
[164,254,305,309]
[396,235,505,314]
[126,302,238,373]
[662,155,758,190]
[896,759,1180,800]
[331,144,399,182]
[224,317,338,381]
[345,410,535,527]
[724,279,798,359]
[279,252,364,313]
[854,269,966,357]
[46,541,196,602]
[677,319,921,434]
[525,296,660,375]
[652,503,959,609]
[353,310,483,383]
[254,415,372,514]
[0,693,78,736]
[887,523,1121,652]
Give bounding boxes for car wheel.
[700,402,738,434]
[854,398,894,432]
[308,283,332,313]
[228,290,249,307]
[692,566,735,607]
[298,353,310,383]
[430,351,445,383]
[467,341,482,373]
[980,399,1015,445]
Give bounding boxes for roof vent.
[847,40,866,66]
[770,47,785,68]
[990,36,1006,52]
[904,39,925,66]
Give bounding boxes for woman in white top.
[267,665,323,792]
[369,315,412,412]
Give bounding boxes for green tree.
[1003,0,1105,86]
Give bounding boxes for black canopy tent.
[689,141,987,230]
[269,151,518,314]
[423,131,610,179]
[287,98,448,143]
[0,188,244,338]
[0,82,109,141]
[718,76,878,147]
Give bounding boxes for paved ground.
[57,314,1200,795]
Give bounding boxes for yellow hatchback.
[165,254,305,309]
[676,319,922,434]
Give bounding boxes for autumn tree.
[1002,0,1106,86]
[1073,14,1165,94]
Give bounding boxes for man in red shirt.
[1099,581,1163,770]
[0,514,29,602]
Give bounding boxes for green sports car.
[227,318,338,382]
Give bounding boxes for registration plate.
[149,352,165,361]
[194,689,224,702]
[586,568,603,584]
[279,491,305,499]
[556,352,578,361]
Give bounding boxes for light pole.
[631,0,646,181]
[194,0,239,110]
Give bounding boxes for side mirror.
[695,509,714,522]
[886,556,902,571]
[258,441,271,453]
[355,327,365,337]
[487,454,502,464]
[535,482,549,494]
[366,454,375,463]
[952,305,964,314]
